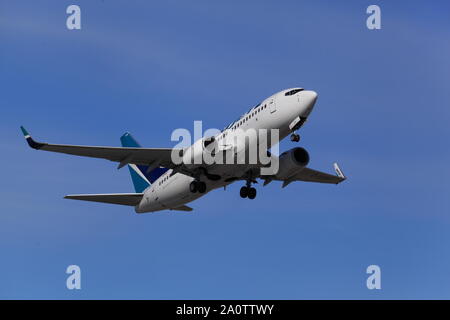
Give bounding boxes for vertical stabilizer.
[120,132,168,192]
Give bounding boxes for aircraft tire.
[197,181,207,193]
[240,186,248,198]
[247,187,256,199]
[189,181,197,193]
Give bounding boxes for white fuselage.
[135,88,317,213]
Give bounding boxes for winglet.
[20,126,46,150]
[20,126,30,137]
[333,162,346,180]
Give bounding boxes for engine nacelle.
[202,136,218,154]
[182,136,218,167]
[275,147,310,179]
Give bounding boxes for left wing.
[268,163,346,187]
[20,127,180,169]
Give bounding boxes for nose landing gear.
[290,132,300,142]
[289,117,307,143]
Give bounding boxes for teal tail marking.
[120,132,151,193]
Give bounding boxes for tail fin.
[120,132,168,192]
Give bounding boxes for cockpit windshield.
[285,88,303,96]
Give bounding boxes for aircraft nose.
[298,90,317,117]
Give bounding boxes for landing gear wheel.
[189,181,197,193]
[190,181,206,193]
[290,133,300,142]
[247,187,257,199]
[240,186,248,198]
[197,181,207,193]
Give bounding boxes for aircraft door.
[151,188,159,204]
[269,98,277,113]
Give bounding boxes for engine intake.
[290,147,309,167]
[275,147,310,179]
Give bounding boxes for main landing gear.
[290,132,300,142]
[240,180,257,200]
[190,180,206,193]
[240,186,256,199]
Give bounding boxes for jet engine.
[202,136,218,155]
[275,147,310,179]
[182,136,218,168]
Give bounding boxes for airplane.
[20,88,346,213]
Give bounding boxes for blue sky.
[1,0,450,299]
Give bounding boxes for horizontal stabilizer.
[64,193,144,206]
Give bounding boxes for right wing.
[20,126,180,169]
[64,193,144,206]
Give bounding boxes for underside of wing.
[268,162,346,187]
[289,167,345,184]
[20,126,180,168]
[64,193,144,206]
